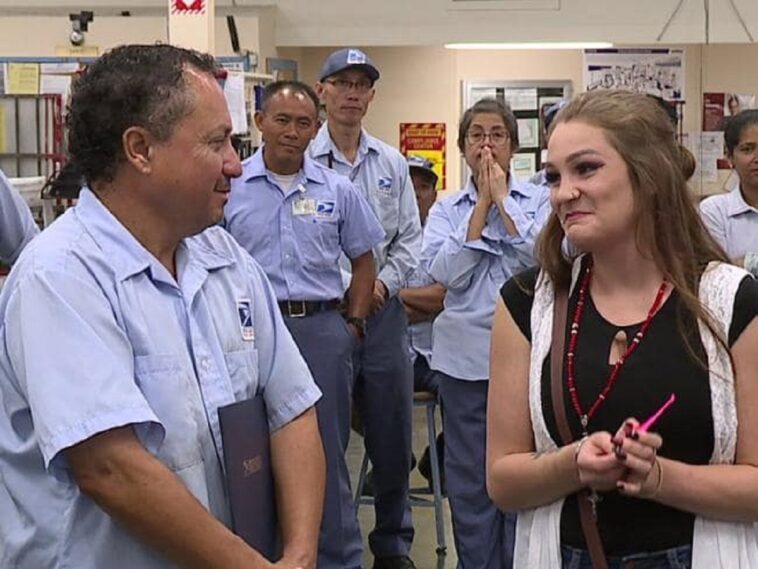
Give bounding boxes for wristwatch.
[345,316,367,339]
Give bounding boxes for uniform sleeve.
[0,172,40,265]
[422,200,487,292]
[246,257,322,431]
[3,270,163,478]
[338,179,385,259]
[377,158,422,297]
[699,196,729,252]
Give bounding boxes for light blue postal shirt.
[699,186,758,261]
[0,188,321,568]
[224,148,384,301]
[422,178,550,381]
[310,124,422,298]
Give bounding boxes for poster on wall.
[511,153,536,181]
[703,92,756,131]
[503,87,538,111]
[583,48,684,101]
[683,131,724,183]
[517,118,540,148]
[3,63,40,95]
[399,123,446,191]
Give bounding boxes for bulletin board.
[461,80,572,185]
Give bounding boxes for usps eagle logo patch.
[346,49,368,65]
[237,299,255,341]
[377,176,393,195]
[316,200,336,217]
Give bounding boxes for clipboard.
[218,394,281,561]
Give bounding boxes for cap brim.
[409,166,438,184]
[322,63,380,83]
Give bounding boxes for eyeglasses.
[466,129,510,147]
[324,78,373,93]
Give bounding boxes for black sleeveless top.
[500,264,758,555]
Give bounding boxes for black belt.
[278,299,341,318]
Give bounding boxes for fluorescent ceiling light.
[444,42,613,50]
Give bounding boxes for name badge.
[292,198,317,216]
[237,299,255,341]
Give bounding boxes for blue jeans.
[561,544,692,569]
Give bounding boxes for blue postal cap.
[319,48,380,83]
[407,154,438,185]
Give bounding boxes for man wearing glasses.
[421,98,550,567]
[311,49,421,569]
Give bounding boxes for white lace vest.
[514,260,757,568]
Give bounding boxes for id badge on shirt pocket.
[292,198,317,216]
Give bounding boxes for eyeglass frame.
[465,128,511,147]
[322,77,374,93]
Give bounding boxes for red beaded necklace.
[566,260,669,436]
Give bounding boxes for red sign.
[172,0,205,14]
[703,92,726,132]
[399,123,446,191]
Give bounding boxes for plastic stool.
[354,391,447,555]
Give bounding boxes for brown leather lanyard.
[551,284,609,569]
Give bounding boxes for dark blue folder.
[218,394,281,561]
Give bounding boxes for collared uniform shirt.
[310,123,422,298]
[423,178,551,381]
[699,186,758,260]
[224,148,384,301]
[0,188,321,568]
[405,262,435,366]
[0,170,39,266]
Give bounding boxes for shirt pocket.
[134,354,203,471]
[223,347,260,401]
[372,192,400,236]
[294,216,341,270]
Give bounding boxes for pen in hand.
[614,393,676,458]
[638,393,676,432]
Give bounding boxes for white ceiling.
[1,0,756,45]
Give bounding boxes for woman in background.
[422,98,550,568]
[700,109,758,276]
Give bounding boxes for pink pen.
[638,393,677,432]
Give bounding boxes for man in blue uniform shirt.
[311,48,422,569]
[399,156,446,488]
[224,80,384,569]
[0,169,39,266]
[0,45,325,569]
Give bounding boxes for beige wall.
[293,44,756,197]
[0,15,263,57]
[2,13,755,197]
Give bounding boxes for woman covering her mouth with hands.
[421,98,551,568]
[488,90,758,568]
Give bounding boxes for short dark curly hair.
[53,44,218,194]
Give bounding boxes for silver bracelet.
[574,435,590,462]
